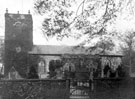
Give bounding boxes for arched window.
[38,58,46,78]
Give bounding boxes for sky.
[0,0,135,46]
[0,0,84,45]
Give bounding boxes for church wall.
[38,56,61,79]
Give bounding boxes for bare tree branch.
[76,0,86,16]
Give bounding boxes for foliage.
[49,60,62,78]
[0,39,4,63]
[119,31,135,74]
[34,1,118,39]
[27,66,39,79]
[34,0,135,53]
[85,36,115,54]
[0,80,68,99]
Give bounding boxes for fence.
[69,78,135,99]
[0,78,135,99]
[0,79,70,99]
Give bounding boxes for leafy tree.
[119,31,135,76]
[0,38,4,63]
[85,35,115,54]
[27,66,39,79]
[49,60,62,78]
[34,0,134,52]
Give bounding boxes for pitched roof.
[29,45,90,55]
[29,45,123,57]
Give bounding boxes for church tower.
[4,9,33,78]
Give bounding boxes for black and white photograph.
[0,0,135,99]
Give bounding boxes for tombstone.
[8,67,21,80]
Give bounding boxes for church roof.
[29,45,90,55]
[29,45,123,57]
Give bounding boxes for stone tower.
[4,10,33,78]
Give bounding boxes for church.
[4,8,125,80]
[4,10,91,79]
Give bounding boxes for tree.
[27,66,39,79]
[0,37,4,62]
[85,35,115,54]
[34,0,134,51]
[119,31,135,76]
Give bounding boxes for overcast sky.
[0,0,84,45]
[0,0,135,46]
